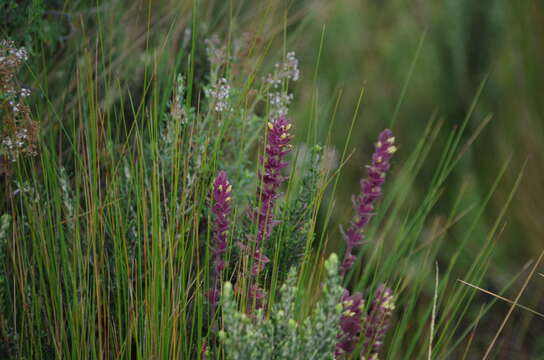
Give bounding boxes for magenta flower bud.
[361,284,395,359]
[335,290,365,357]
[208,171,232,312]
[340,129,397,275]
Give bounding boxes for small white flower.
[20,88,31,97]
[285,52,300,81]
[206,78,231,112]
[269,92,293,117]
[265,51,300,87]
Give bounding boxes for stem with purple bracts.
[246,115,293,309]
[335,290,365,358]
[340,129,396,276]
[361,284,395,359]
[208,171,232,314]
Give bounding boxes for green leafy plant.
[220,254,343,360]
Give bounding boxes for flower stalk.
[208,171,232,313]
[340,129,397,275]
[245,115,293,309]
[335,290,365,357]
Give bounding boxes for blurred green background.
[2,0,543,357]
[291,1,544,356]
[298,0,544,265]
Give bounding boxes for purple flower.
[248,115,293,274]
[243,115,293,309]
[335,290,365,357]
[361,284,395,359]
[340,129,397,275]
[208,171,232,311]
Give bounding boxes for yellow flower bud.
[386,146,397,154]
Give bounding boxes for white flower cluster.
[206,78,231,112]
[8,100,20,113]
[5,89,30,114]
[265,52,300,119]
[0,40,27,67]
[2,128,30,162]
[20,87,31,98]
[284,52,300,81]
[1,40,31,115]
[10,46,28,62]
[269,92,293,117]
[1,39,37,164]
[266,51,300,88]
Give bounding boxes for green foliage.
[268,145,324,278]
[220,253,343,360]
[0,0,44,46]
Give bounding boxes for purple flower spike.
[256,116,293,241]
[335,290,365,358]
[208,171,232,312]
[249,116,293,274]
[242,115,293,310]
[340,129,397,275]
[361,285,395,359]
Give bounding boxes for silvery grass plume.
[244,115,293,309]
[219,253,343,360]
[207,171,232,313]
[340,129,397,275]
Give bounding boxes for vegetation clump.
[0,2,539,358]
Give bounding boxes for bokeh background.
[292,2,544,355]
[2,0,543,357]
